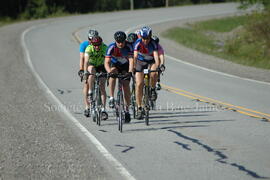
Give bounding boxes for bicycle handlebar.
[84,72,107,84]
[142,68,159,74]
[108,73,129,79]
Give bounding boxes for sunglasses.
[142,37,151,40]
[116,40,125,44]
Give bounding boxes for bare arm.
[159,53,165,65]
[84,54,89,72]
[128,56,134,73]
[104,57,111,73]
[134,50,138,66]
[153,50,160,67]
[79,52,85,70]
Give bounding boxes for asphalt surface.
[1,2,270,180]
[0,21,118,179]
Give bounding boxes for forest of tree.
[0,0,229,20]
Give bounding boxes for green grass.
[163,27,218,54]
[192,15,250,32]
[162,15,270,70]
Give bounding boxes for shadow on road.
[169,129,269,179]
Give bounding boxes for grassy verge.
[162,14,270,69]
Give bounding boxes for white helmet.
[88,29,99,40]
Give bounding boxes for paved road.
[2,2,270,180]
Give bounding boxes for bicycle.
[109,73,129,132]
[142,68,159,126]
[130,75,136,119]
[86,72,107,126]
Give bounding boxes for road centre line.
[162,84,270,121]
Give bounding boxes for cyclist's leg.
[117,64,131,122]
[150,62,158,88]
[109,68,117,97]
[99,77,108,120]
[87,65,96,95]
[149,61,158,101]
[123,80,131,108]
[119,64,131,110]
[108,67,118,108]
[97,66,107,109]
[83,82,90,108]
[83,82,90,117]
[135,61,146,108]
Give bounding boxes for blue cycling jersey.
[105,41,133,65]
[126,41,135,51]
[79,41,90,53]
[134,38,157,61]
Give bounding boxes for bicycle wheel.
[131,78,136,119]
[143,86,150,126]
[117,89,124,132]
[90,83,96,122]
[150,100,156,110]
[145,109,149,126]
[96,88,101,126]
[97,109,101,126]
[131,93,136,119]
[119,111,123,133]
[92,110,97,122]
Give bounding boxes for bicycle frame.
[131,76,136,119]
[88,72,106,126]
[110,74,127,132]
[142,68,159,126]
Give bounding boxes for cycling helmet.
[135,29,141,38]
[127,33,138,43]
[140,26,152,39]
[88,29,99,40]
[152,35,159,44]
[114,31,126,43]
[91,36,102,46]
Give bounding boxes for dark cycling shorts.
[88,62,107,73]
[111,63,130,81]
[111,63,129,73]
[135,60,155,72]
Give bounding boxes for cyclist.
[104,31,134,123]
[83,35,108,120]
[78,29,99,117]
[135,29,141,39]
[134,26,160,119]
[152,35,166,90]
[127,32,138,48]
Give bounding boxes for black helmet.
[127,33,138,43]
[88,29,98,40]
[114,31,126,43]
[152,35,159,44]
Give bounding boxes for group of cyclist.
[78,26,165,123]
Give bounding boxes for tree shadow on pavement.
[169,129,269,179]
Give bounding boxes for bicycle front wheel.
[143,86,150,126]
[145,109,149,126]
[131,94,136,119]
[97,109,101,126]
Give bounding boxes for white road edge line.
[21,25,136,180]
[125,17,270,86]
[166,55,270,86]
